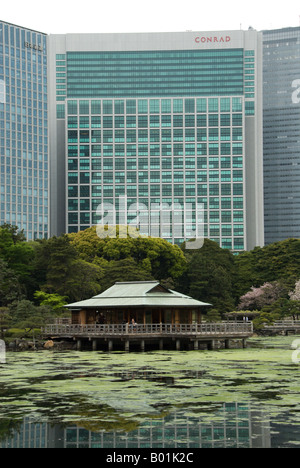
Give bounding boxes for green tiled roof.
[66,281,211,309]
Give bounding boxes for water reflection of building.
[0,403,271,448]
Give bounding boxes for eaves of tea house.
[66,281,210,326]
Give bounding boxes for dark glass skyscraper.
[263,27,300,244]
[0,21,48,240]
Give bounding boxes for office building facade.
[0,21,48,240]
[48,30,264,252]
[263,27,300,244]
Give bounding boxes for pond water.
[0,336,299,449]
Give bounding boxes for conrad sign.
[195,36,231,44]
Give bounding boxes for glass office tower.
[263,27,300,244]
[0,21,48,240]
[48,30,264,251]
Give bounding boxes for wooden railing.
[43,322,253,337]
[263,320,300,329]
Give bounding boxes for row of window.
[66,97,243,115]
[67,49,244,59]
[67,157,243,170]
[68,158,243,171]
[68,216,244,236]
[66,116,243,130]
[68,197,243,210]
[68,170,243,181]
[68,195,242,206]
[67,144,243,158]
[68,184,244,197]
[67,128,242,143]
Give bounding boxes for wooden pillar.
[176,339,180,351]
[92,339,97,351]
[194,340,199,350]
[140,340,145,351]
[108,340,113,352]
[125,340,130,352]
[77,339,82,351]
[225,339,230,349]
[242,339,247,349]
[79,310,87,325]
[159,339,164,350]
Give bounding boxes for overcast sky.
[1,0,300,34]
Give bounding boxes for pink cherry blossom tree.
[238,281,287,310]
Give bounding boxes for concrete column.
[194,340,199,350]
[208,340,215,350]
[108,340,113,352]
[125,340,130,352]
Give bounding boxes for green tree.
[178,239,235,313]
[0,307,12,338]
[204,309,222,322]
[0,258,24,307]
[61,259,104,301]
[32,235,104,302]
[69,227,187,281]
[34,291,68,310]
[9,300,52,331]
[233,238,300,298]
[100,257,154,292]
[0,224,34,283]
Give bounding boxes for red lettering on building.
[195,36,231,44]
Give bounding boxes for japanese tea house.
[67,281,209,326]
[43,281,253,351]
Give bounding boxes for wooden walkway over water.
[263,320,300,335]
[43,322,253,351]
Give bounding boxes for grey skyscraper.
[263,27,300,244]
[0,21,48,240]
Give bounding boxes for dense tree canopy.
[1,222,300,328]
[234,239,300,297]
[177,239,236,312]
[69,226,187,281]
